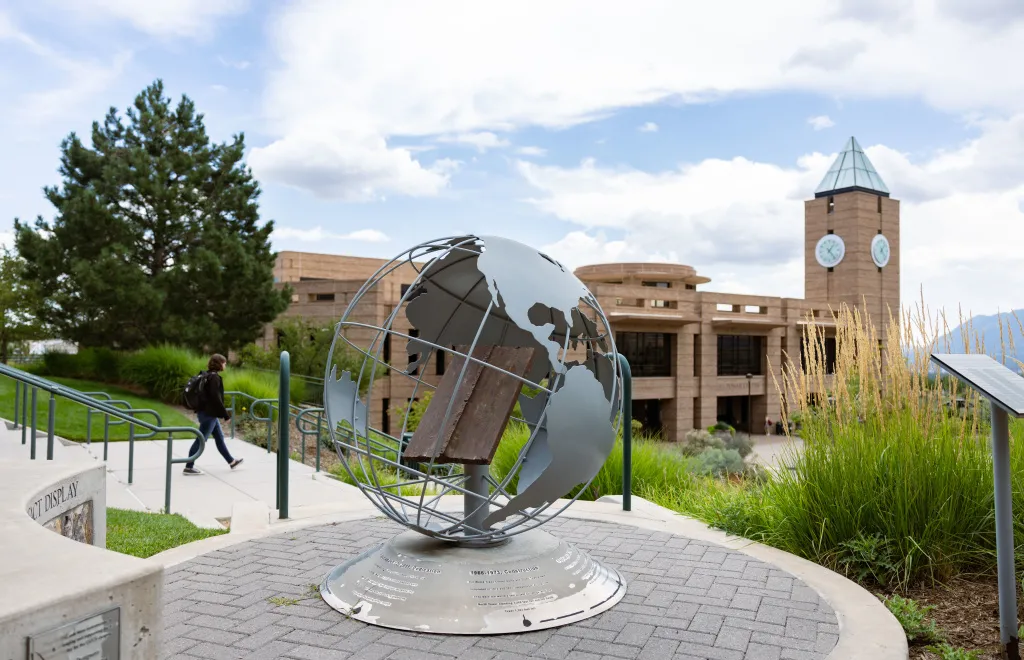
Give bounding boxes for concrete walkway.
[749,434,804,474]
[0,419,363,529]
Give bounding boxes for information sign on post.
[931,353,1024,660]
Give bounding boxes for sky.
[1,0,1023,322]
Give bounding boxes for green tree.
[0,248,46,363]
[14,79,289,352]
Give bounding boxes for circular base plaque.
[320,527,626,635]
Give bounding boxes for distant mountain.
[935,309,1024,364]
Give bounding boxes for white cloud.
[638,122,659,133]
[437,132,510,152]
[0,13,132,127]
[808,115,835,130]
[256,0,1024,202]
[247,133,454,201]
[46,0,249,39]
[272,226,389,243]
[515,146,548,157]
[218,55,251,69]
[518,122,1024,316]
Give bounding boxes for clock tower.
[804,136,900,347]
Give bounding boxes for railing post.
[266,410,273,453]
[128,421,135,484]
[103,414,110,461]
[13,380,20,428]
[86,407,92,445]
[165,428,174,514]
[46,393,55,460]
[617,354,633,512]
[230,396,236,438]
[20,385,27,445]
[315,412,322,473]
[29,388,38,460]
[278,352,291,519]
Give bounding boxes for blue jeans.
[186,412,234,468]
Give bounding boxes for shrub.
[120,345,202,403]
[883,595,943,644]
[926,644,981,660]
[681,429,725,455]
[693,447,745,478]
[722,432,754,458]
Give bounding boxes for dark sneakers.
[230,458,244,469]
[183,467,203,475]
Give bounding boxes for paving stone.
[159,518,840,660]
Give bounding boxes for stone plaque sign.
[27,607,120,659]
[41,500,94,545]
[26,476,95,545]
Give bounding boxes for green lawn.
[106,507,227,558]
[0,376,197,442]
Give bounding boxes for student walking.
[183,354,243,475]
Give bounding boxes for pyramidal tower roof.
[814,136,890,198]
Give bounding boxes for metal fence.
[0,363,206,515]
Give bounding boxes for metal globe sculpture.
[320,235,627,634]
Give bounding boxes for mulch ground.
[875,576,1016,659]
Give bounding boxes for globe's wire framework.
[324,235,623,544]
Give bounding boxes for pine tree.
[0,248,45,363]
[14,79,289,351]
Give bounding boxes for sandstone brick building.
[266,137,899,441]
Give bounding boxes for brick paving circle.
[161,516,839,660]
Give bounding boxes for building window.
[827,196,835,214]
[401,283,411,297]
[877,196,883,213]
[650,299,667,308]
[436,348,446,375]
[717,335,765,376]
[311,293,335,302]
[408,329,419,376]
[383,333,391,364]
[800,336,837,375]
[642,281,670,288]
[616,332,672,378]
[382,398,390,436]
[685,283,696,290]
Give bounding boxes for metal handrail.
[1,363,205,514]
[618,353,633,512]
[294,406,326,472]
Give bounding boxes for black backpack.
[183,371,209,411]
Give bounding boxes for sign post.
[931,353,1024,660]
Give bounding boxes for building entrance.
[717,396,754,434]
[631,399,663,435]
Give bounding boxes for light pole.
[746,373,753,436]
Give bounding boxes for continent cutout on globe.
[475,235,595,375]
[483,362,615,528]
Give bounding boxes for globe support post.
[463,464,490,536]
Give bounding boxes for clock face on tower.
[871,234,891,268]
[815,234,846,268]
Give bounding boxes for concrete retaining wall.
[0,458,163,659]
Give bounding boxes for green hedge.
[34,345,307,405]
